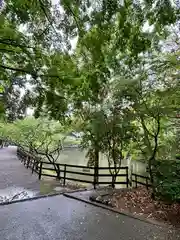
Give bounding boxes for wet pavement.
[0,146,71,203]
[0,147,180,239]
[0,146,40,201]
[0,195,179,240]
[0,186,37,203]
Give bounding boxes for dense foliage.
[154,160,180,202]
[0,117,72,176]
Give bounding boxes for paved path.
[0,146,62,201]
[0,146,179,239]
[0,146,40,191]
[0,195,179,240]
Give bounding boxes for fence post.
[30,158,32,168]
[129,164,133,187]
[32,159,35,174]
[24,156,27,166]
[93,165,98,189]
[36,160,39,171]
[26,156,30,168]
[126,167,129,188]
[39,162,43,180]
[135,174,138,188]
[20,153,23,162]
[63,164,67,186]
[146,177,148,190]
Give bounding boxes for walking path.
[0,146,41,190]
[0,146,64,202]
[0,195,179,240]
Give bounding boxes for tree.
[80,109,105,185]
[1,0,178,119]
[0,0,67,116]
[33,0,178,115]
[112,46,179,193]
[101,104,135,188]
[0,117,69,178]
[1,77,32,122]
[30,121,65,179]
[1,0,179,195]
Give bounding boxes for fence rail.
[17,148,129,189]
[17,148,151,189]
[132,173,151,189]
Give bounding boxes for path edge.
[0,189,87,206]
[63,192,169,228]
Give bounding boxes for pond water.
[57,148,146,171]
[49,148,148,188]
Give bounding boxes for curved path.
[0,146,60,201]
[0,195,179,240]
[0,146,40,191]
[0,146,40,195]
[0,146,179,239]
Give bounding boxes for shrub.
[175,154,180,160]
[153,160,180,202]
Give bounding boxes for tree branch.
[0,64,65,80]
[0,38,35,50]
[0,64,37,77]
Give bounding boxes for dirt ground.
[98,186,180,227]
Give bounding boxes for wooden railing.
[132,173,151,189]
[17,148,129,189]
[17,148,41,174]
[17,148,152,189]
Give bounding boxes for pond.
[57,148,146,170]
[46,148,148,188]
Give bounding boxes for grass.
[39,181,57,194]
[42,169,57,177]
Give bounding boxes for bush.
[175,154,180,160]
[153,160,180,202]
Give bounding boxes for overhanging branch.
[0,64,64,80]
[0,38,36,50]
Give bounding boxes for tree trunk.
[148,138,158,199]
[111,174,117,188]
[148,139,159,199]
[55,164,61,180]
[93,147,99,187]
[148,156,156,199]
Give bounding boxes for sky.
[51,0,78,50]
[51,0,59,4]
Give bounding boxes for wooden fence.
[17,148,41,174]
[17,148,129,189]
[17,148,152,189]
[132,173,151,189]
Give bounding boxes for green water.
[47,148,147,188]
